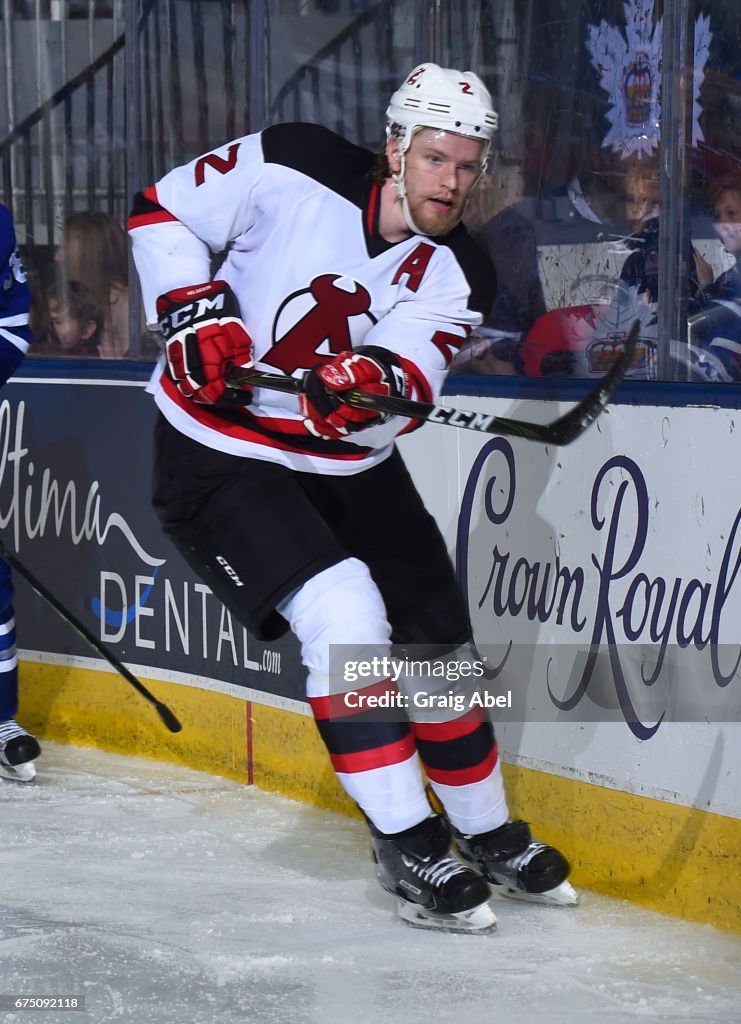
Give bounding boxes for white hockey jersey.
[128,123,494,474]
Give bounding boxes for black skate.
[454,819,578,907]
[0,719,41,783]
[369,814,496,933]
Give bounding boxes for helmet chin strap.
[391,150,428,237]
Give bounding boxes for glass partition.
[2,0,740,383]
[450,0,741,385]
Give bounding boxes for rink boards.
[5,372,741,934]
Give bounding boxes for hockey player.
[0,203,39,783]
[128,63,576,932]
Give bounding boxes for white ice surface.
[2,743,740,1024]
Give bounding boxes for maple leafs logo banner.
[586,0,712,159]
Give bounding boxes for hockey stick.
[228,319,639,446]
[0,541,182,734]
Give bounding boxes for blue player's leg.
[0,557,40,783]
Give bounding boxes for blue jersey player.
[0,202,38,782]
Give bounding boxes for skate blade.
[0,760,37,783]
[397,898,497,934]
[494,879,579,907]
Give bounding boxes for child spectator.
[620,159,712,312]
[685,174,741,379]
[46,280,102,355]
[706,174,741,300]
[56,211,129,358]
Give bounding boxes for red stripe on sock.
[411,713,486,742]
[330,735,417,774]
[423,747,499,787]
[308,678,402,720]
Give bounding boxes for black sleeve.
[442,226,497,319]
[260,123,375,206]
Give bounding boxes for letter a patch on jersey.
[391,242,435,293]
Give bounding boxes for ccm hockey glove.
[157,281,254,406]
[300,346,408,439]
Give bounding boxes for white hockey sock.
[428,760,509,835]
[336,754,433,835]
[279,558,432,834]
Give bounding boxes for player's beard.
[406,192,466,237]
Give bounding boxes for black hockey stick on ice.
[228,319,639,446]
[0,540,182,733]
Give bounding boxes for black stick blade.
[535,317,639,446]
[156,703,183,733]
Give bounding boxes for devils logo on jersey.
[264,273,377,375]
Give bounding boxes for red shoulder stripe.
[127,209,178,230]
[127,185,178,231]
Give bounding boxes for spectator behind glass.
[44,280,102,356]
[56,211,129,358]
[449,168,544,376]
[472,175,546,337]
[707,175,741,300]
[619,159,712,312]
[624,161,660,235]
[684,174,741,380]
[451,153,627,378]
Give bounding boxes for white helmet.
[386,63,498,169]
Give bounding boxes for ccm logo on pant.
[216,555,245,587]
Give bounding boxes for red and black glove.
[299,347,407,439]
[156,281,254,406]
